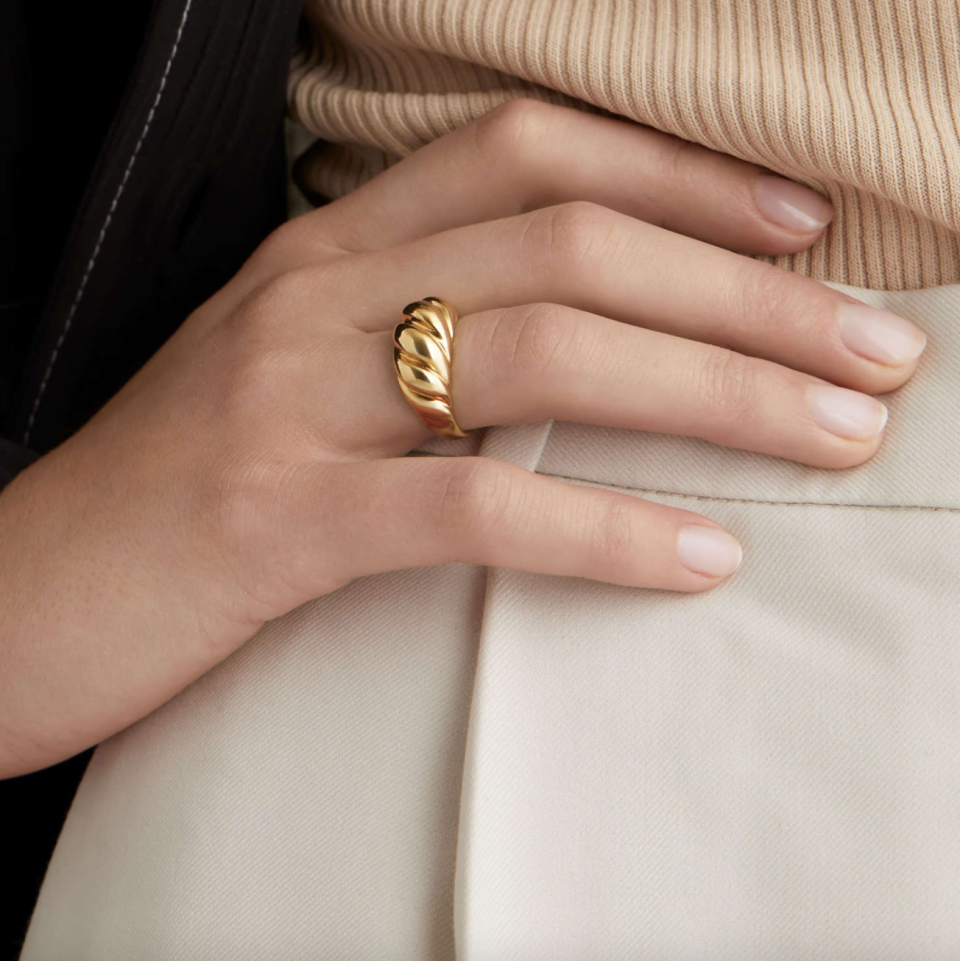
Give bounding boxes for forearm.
[0,432,259,779]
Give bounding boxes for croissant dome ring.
[393,296,472,439]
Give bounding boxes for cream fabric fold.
[21,563,487,960]
[20,282,960,959]
[453,282,960,960]
[289,0,960,292]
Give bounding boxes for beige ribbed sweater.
[288,0,960,291]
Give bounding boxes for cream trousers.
[19,279,960,960]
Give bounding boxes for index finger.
[283,98,834,258]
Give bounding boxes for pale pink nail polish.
[754,175,834,232]
[677,525,743,577]
[806,384,888,440]
[837,303,927,366]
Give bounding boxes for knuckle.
[233,269,306,340]
[656,134,709,192]
[695,346,759,421]
[590,495,640,569]
[435,458,511,546]
[500,302,576,381]
[228,263,330,347]
[521,201,616,277]
[257,265,316,309]
[214,273,317,423]
[240,222,313,283]
[250,222,295,267]
[472,97,552,161]
[731,261,807,334]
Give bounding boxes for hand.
[0,99,926,775]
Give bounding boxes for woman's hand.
[0,100,926,776]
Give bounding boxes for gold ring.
[393,297,472,439]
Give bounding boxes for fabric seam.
[544,473,960,512]
[530,418,556,473]
[452,416,554,954]
[22,0,195,446]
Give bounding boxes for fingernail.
[837,303,927,366]
[754,175,834,232]
[677,525,743,577]
[806,384,888,440]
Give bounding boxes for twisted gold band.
[393,297,472,439]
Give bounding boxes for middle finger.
[346,303,890,470]
[336,201,927,397]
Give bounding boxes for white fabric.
[20,282,960,959]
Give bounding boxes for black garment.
[1,0,303,955]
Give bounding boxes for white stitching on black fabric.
[22,0,195,446]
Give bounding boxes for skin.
[0,100,925,778]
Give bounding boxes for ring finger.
[333,301,889,470]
